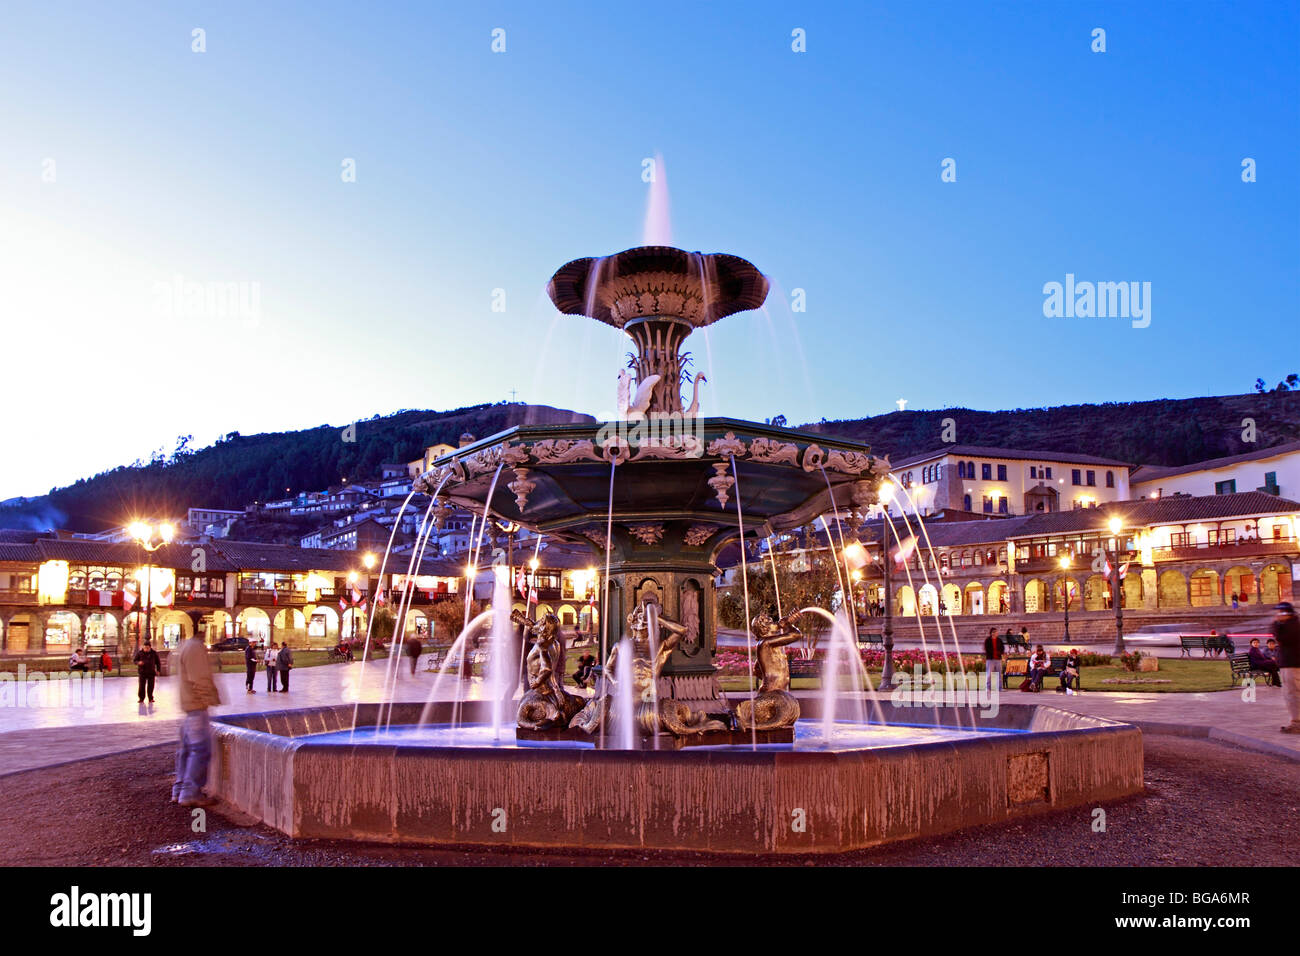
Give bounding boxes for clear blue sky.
[1,0,1296,499]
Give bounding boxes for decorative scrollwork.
[626,522,665,545]
[748,437,800,465]
[706,431,748,459]
[800,443,825,473]
[683,524,715,547]
[529,438,602,464]
[824,449,874,475]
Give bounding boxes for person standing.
[1270,602,1300,734]
[982,626,1003,693]
[265,641,279,691]
[133,639,161,703]
[277,640,294,691]
[172,631,222,807]
[244,641,259,693]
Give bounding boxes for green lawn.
[720,659,1241,694]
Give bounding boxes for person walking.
[133,639,161,703]
[1270,602,1300,734]
[265,641,279,691]
[982,626,1003,693]
[406,636,422,676]
[172,631,223,807]
[277,641,294,691]
[244,641,259,693]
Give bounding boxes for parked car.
[210,636,250,651]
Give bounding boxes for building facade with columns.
[846,491,1298,619]
[0,532,461,656]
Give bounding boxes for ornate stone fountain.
[207,244,1145,855]
[418,245,884,744]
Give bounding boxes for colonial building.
[839,491,1298,619]
[1132,439,1300,500]
[0,532,460,655]
[888,445,1132,517]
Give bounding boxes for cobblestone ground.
[1,736,1295,866]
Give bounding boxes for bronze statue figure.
[513,609,585,730]
[569,601,726,738]
[734,609,802,731]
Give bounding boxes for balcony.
[1151,537,1297,563]
[0,590,38,605]
[237,588,308,605]
[1015,552,1135,575]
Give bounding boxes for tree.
[370,607,396,646]
[429,598,475,645]
[1255,373,1298,394]
[715,526,843,657]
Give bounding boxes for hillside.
[3,392,1298,534]
[803,392,1300,467]
[0,403,588,534]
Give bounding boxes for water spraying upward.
[642,152,671,246]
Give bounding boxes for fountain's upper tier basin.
[547,245,770,328]
[416,418,884,550]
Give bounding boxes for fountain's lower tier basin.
[209,702,1143,855]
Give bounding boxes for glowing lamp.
[842,541,869,571]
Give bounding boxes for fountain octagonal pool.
[209,701,1142,855]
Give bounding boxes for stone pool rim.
[209,700,1144,855]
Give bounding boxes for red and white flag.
[1103,559,1130,580]
[157,578,175,607]
[338,596,348,615]
[351,585,363,605]
[122,581,139,613]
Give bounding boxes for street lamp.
[1058,553,1072,643]
[129,521,174,650]
[1107,515,1125,656]
[877,481,896,690]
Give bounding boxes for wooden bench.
[1230,653,1276,686]
[1179,634,1235,658]
[1003,633,1030,652]
[857,633,884,651]
[1002,655,1079,690]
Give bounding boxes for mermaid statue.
[734,609,802,731]
[569,600,728,738]
[512,610,585,730]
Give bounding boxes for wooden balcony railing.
[1151,537,1297,562]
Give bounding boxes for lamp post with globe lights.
[1107,516,1126,656]
[129,521,175,651]
[877,481,896,690]
[1058,553,1073,643]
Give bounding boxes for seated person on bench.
[1247,638,1280,686]
[1027,645,1049,691]
[1058,648,1081,692]
[573,653,597,689]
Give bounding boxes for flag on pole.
[338,596,347,615]
[122,581,138,613]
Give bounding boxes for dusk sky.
[1,0,1296,499]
